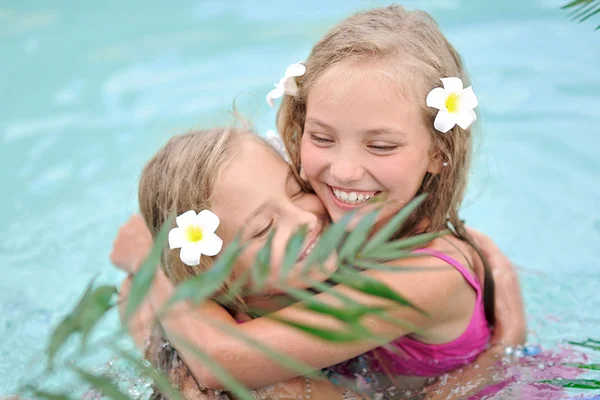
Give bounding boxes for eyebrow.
[242,169,295,227]
[305,118,335,131]
[364,127,407,137]
[305,118,407,137]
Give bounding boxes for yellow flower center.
[185,225,203,243]
[445,93,460,113]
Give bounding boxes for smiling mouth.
[328,185,380,206]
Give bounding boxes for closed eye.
[309,133,333,144]
[253,219,274,239]
[369,144,398,152]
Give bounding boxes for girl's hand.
[466,227,527,346]
[110,214,153,275]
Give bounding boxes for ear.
[427,150,443,175]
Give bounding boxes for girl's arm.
[156,230,526,390]
[118,276,154,350]
[112,216,520,390]
[110,215,458,387]
[152,251,472,389]
[118,276,371,399]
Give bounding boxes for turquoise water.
[1,0,599,397]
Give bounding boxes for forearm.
[147,265,383,388]
[157,269,439,388]
[147,269,248,388]
[118,277,155,351]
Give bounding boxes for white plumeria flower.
[266,62,306,108]
[168,210,223,267]
[264,129,290,162]
[426,77,479,133]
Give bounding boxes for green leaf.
[562,0,592,9]
[252,229,275,289]
[47,279,113,367]
[165,235,244,308]
[72,367,131,400]
[331,267,428,315]
[581,5,600,22]
[78,285,118,348]
[361,231,444,258]
[564,363,600,371]
[23,388,75,400]
[561,0,600,29]
[168,333,254,400]
[112,346,185,400]
[279,280,355,307]
[302,300,389,325]
[275,284,393,325]
[351,259,441,272]
[540,378,600,389]
[568,1,597,18]
[361,193,427,255]
[280,225,307,278]
[279,284,391,324]
[302,210,356,271]
[46,316,77,369]
[217,268,251,303]
[338,210,379,262]
[268,316,369,342]
[125,214,174,321]
[568,339,600,351]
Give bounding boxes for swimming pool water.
[1,0,599,398]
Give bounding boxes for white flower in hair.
[426,77,479,133]
[266,62,306,108]
[264,129,290,162]
[168,210,223,266]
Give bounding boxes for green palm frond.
[562,0,600,30]
[540,379,600,389]
[31,194,599,399]
[27,197,445,399]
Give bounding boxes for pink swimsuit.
[365,248,492,377]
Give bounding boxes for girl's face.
[301,63,440,228]
[211,138,334,291]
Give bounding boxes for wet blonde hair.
[138,127,259,288]
[277,5,495,323]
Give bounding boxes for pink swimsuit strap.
[364,247,491,377]
[412,248,483,297]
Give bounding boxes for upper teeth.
[332,188,376,205]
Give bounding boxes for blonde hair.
[139,127,255,287]
[277,5,495,323]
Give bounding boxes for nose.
[281,202,319,235]
[330,158,364,184]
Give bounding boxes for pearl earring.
[443,161,449,167]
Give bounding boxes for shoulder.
[375,235,478,325]
[384,233,477,287]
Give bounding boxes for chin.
[325,207,344,224]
